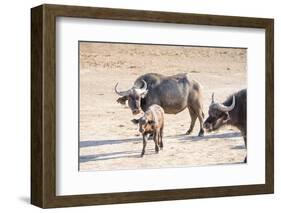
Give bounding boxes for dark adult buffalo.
[115,73,205,136]
[203,89,247,162]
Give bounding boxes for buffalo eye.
[222,112,230,120]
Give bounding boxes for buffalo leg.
[159,127,164,150]
[197,109,205,137]
[243,135,247,163]
[190,100,205,137]
[141,134,148,157]
[243,136,247,148]
[186,106,197,135]
[154,131,160,153]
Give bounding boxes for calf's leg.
[159,127,164,150]
[141,134,148,157]
[153,131,160,153]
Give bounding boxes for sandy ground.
[79,42,247,171]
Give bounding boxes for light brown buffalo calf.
[131,104,164,157]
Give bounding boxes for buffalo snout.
[132,109,141,115]
[203,122,212,131]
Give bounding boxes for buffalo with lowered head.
[203,89,247,162]
[115,73,205,136]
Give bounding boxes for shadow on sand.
[80,132,241,148]
[79,132,243,164]
[173,131,242,142]
[80,137,142,148]
[80,149,156,163]
[231,145,246,150]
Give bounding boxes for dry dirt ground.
[79,42,247,171]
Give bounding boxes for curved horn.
[141,80,147,90]
[211,92,215,104]
[217,95,235,112]
[114,83,131,96]
[135,80,148,95]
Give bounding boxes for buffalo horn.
[114,83,132,96]
[217,95,236,112]
[135,80,148,95]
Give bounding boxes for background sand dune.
[79,42,247,171]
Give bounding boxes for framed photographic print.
[31,4,274,208]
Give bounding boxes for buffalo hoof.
[155,146,159,153]
[198,129,204,137]
[186,130,192,135]
[198,131,204,137]
[160,142,163,149]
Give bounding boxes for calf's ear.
[131,119,139,124]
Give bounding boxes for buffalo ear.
[116,96,128,105]
[140,90,148,98]
[222,112,230,123]
[131,119,139,124]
